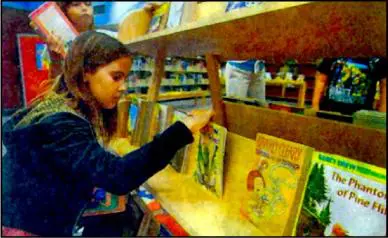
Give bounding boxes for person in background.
[312,57,386,115]
[2,31,214,236]
[224,60,267,101]
[223,2,267,102]
[30,2,96,81]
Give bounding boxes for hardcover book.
[29,2,78,56]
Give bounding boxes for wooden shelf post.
[205,53,226,126]
[297,81,306,108]
[147,48,166,102]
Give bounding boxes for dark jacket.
[2,110,193,236]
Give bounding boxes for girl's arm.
[41,112,194,195]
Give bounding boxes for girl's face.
[85,57,132,109]
[66,2,94,33]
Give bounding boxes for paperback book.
[294,152,386,236]
[148,3,170,33]
[240,133,313,235]
[193,123,227,198]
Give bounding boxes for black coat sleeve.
[39,112,194,195]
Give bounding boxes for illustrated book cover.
[240,133,313,235]
[193,123,227,198]
[294,152,386,236]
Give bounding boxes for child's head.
[58,2,94,32]
[54,31,132,143]
[63,31,132,109]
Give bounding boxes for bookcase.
[118,1,386,235]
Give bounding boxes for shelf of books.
[117,1,386,236]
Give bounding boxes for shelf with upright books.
[117,1,386,236]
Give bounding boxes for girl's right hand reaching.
[181,109,215,134]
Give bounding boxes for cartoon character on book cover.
[295,152,386,236]
[240,133,313,235]
[193,123,227,198]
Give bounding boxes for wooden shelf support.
[205,53,226,126]
[147,47,166,102]
[297,82,306,108]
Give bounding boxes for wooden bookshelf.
[126,91,209,102]
[124,2,385,63]
[120,1,386,236]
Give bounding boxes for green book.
[294,152,386,236]
[193,123,227,198]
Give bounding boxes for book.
[29,2,79,57]
[82,137,136,217]
[169,110,190,173]
[158,104,175,133]
[167,2,184,29]
[240,133,313,236]
[128,100,139,135]
[148,3,170,33]
[167,2,198,29]
[132,100,161,146]
[294,152,386,236]
[193,123,227,198]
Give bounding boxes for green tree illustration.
[304,163,329,213]
[319,199,332,226]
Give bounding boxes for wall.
[2,7,35,111]
[93,2,146,29]
[1,2,44,11]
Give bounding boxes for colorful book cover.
[240,133,313,236]
[128,101,139,134]
[148,3,170,33]
[29,2,78,57]
[83,138,136,217]
[294,152,386,236]
[193,123,227,198]
[136,186,189,236]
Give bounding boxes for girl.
[2,31,214,236]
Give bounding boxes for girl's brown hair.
[51,31,132,145]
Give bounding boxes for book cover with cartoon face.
[240,133,313,236]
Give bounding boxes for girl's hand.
[46,31,66,59]
[181,109,215,133]
[30,21,66,58]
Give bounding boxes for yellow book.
[240,133,313,236]
[148,3,170,33]
[294,152,386,236]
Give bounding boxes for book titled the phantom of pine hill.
[193,123,227,198]
[240,133,313,236]
[294,152,386,236]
